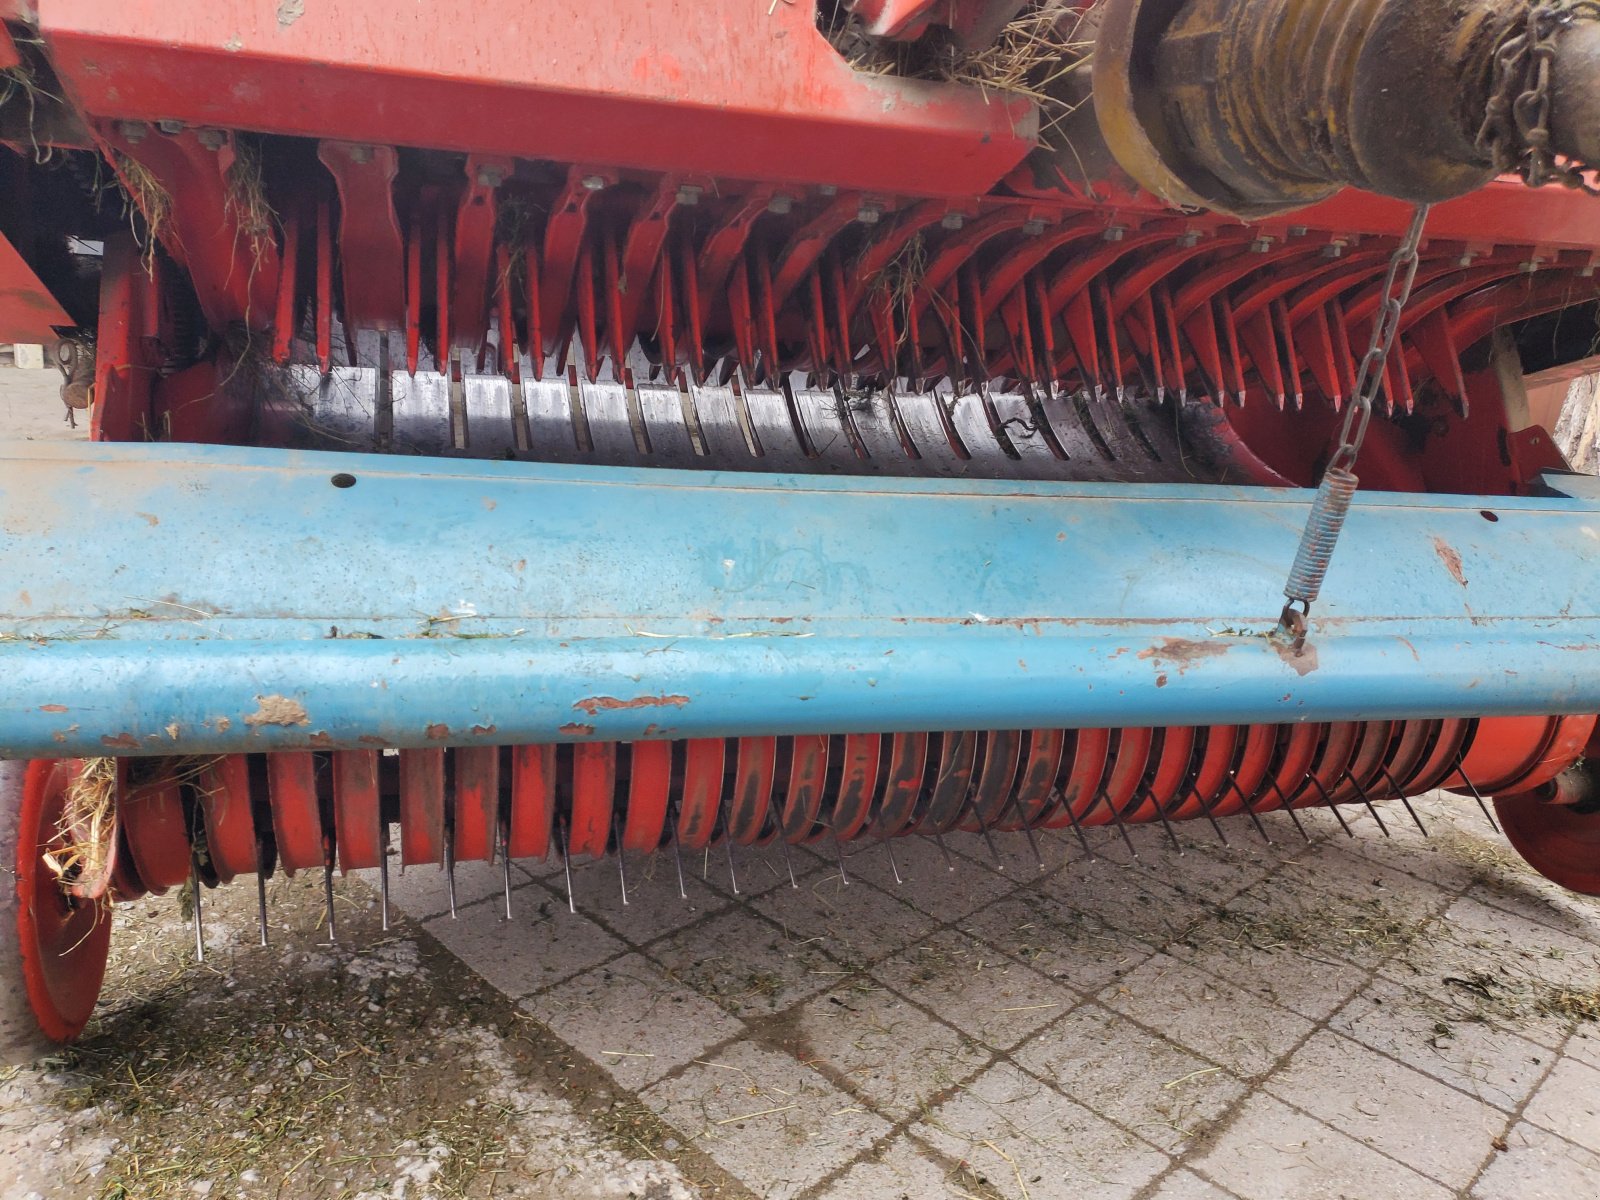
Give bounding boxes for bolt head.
[478,166,506,188]
[195,128,227,151]
[1176,231,1201,248]
[767,195,793,215]
[940,211,965,231]
[580,174,606,191]
[117,120,149,144]
[348,144,374,165]
[1023,218,1046,236]
[857,205,882,226]
[1103,225,1126,242]
[1251,237,1274,253]
[156,119,184,135]
[818,184,838,198]
[676,185,703,206]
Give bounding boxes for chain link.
[1477,0,1600,194]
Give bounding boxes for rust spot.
[1155,673,1169,688]
[641,724,661,737]
[38,704,68,714]
[215,717,232,733]
[101,732,140,749]
[559,722,596,736]
[1275,639,1319,677]
[309,731,335,748]
[1433,537,1467,586]
[135,511,159,527]
[425,723,451,740]
[573,694,691,716]
[470,723,497,737]
[359,734,387,747]
[243,695,310,727]
[1137,638,1231,673]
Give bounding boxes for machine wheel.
[1495,761,1600,897]
[0,760,114,1064]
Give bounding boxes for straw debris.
[223,137,277,277]
[114,151,174,272]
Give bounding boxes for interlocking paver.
[959,892,1158,995]
[1471,1120,1600,1199]
[423,895,626,997]
[647,904,843,1018]
[1522,1056,1600,1149]
[811,1134,975,1199]
[753,870,939,968]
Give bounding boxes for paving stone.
[646,904,844,1018]
[1147,1169,1243,1200]
[422,895,626,997]
[915,1060,1168,1200]
[1564,1025,1600,1069]
[640,1040,891,1200]
[1099,952,1316,1080]
[873,929,1078,1051]
[959,892,1157,996]
[363,855,535,922]
[834,834,1017,919]
[520,952,745,1090]
[1522,1056,1600,1149]
[1124,836,1278,908]
[1263,1029,1505,1188]
[752,870,938,969]
[1051,864,1207,948]
[1190,1092,1453,1200]
[1471,1120,1600,1199]
[812,1134,975,1200]
[534,854,730,948]
[1164,931,1368,1023]
[1012,1001,1246,1153]
[787,981,987,1121]
[1330,974,1556,1112]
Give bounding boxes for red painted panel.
[0,230,69,342]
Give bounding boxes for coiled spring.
[1284,466,1359,610]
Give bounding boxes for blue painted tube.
[1,441,1598,756]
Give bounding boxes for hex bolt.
[580,174,606,191]
[676,184,703,206]
[1023,218,1047,236]
[1176,230,1202,248]
[1103,225,1126,242]
[941,211,965,231]
[857,204,883,225]
[156,119,184,135]
[117,120,149,144]
[196,128,227,151]
[768,194,794,215]
[349,144,374,165]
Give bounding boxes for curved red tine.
[873,732,930,839]
[398,748,447,867]
[331,750,382,873]
[677,738,726,851]
[453,746,499,864]
[197,754,258,882]
[728,736,779,846]
[1084,727,1153,826]
[268,752,323,875]
[569,742,617,860]
[963,730,1024,831]
[1126,725,1196,824]
[624,741,672,853]
[780,734,830,844]
[509,745,555,861]
[830,734,883,842]
[1011,729,1066,830]
[919,730,980,835]
[1407,717,1471,795]
[1044,727,1111,830]
[121,774,192,894]
[1173,726,1238,820]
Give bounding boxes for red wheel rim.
[624,741,672,853]
[1495,790,1600,896]
[198,755,257,882]
[453,746,499,864]
[509,744,555,861]
[1458,716,1564,793]
[17,761,113,1043]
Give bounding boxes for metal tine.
[1343,770,1391,837]
[1453,759,1501,834]
[1002,791,1048,871]
[498,819,514,920]
[379,822,393,930]
[1307,774,1357,837]
[558,817,577,913]
[831,829,852,885]
[667,798,689,900]
[1231,781,1274,845]
[1095,789,1141,860]
[444,816,458,920]
[189,861,205,964]
[1059,791,1098,862]
[973,812,1007,871]
[256,871,270,947]
[933,831,958,871]
[612,806,631,906]
[1138,787,1184,855]
[1380,766,1430,838]
[1190,782,1230,846]
[881,835,904,884]
[1263,777,1314,843]
[323,857,339,944]
[776,827,799,889]
[720,812,740,896]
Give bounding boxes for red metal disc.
[1173,726,1238,820]
[569,742,617,859]
[1009,729,1066,830]
[624,741,672,852]
[872,732,929,838]
[1496,786,1600,896]
[14,761,113,1044]
[1268,723,1322,810]
[780,734,830,843]
[197,754,257,882]
[398,748,446,867]
[677,738,726,851]
[914,730,977,835]
[1084,727,1152,826]
[728,736,778,846]
[268,751,324,875]
[963,730,1023,831]
[1381,720,1435,798]
[1291,721,1359,809]
[109,821,148,903]
[830,733,883,842]
[1406,717,1471,795]
[1488,715,1597,794]
[1044,728,1110,830]
[1228,724,1277,812]
[332,750,382,873]
[1455,716,1564,794]
[1327,720,1393,806]
[120,773,191,893]
[453,746,499,864]
[1125,725,1195,824]
[508,744,555,861]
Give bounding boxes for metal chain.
[1274,204,1430,651]
[1477,0,1600,194]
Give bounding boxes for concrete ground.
[3,367,1600,1199]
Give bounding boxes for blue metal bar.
[2,441,1598,757]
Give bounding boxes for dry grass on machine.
[111,152,173,271]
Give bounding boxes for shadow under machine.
[3,0,1600,1056]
